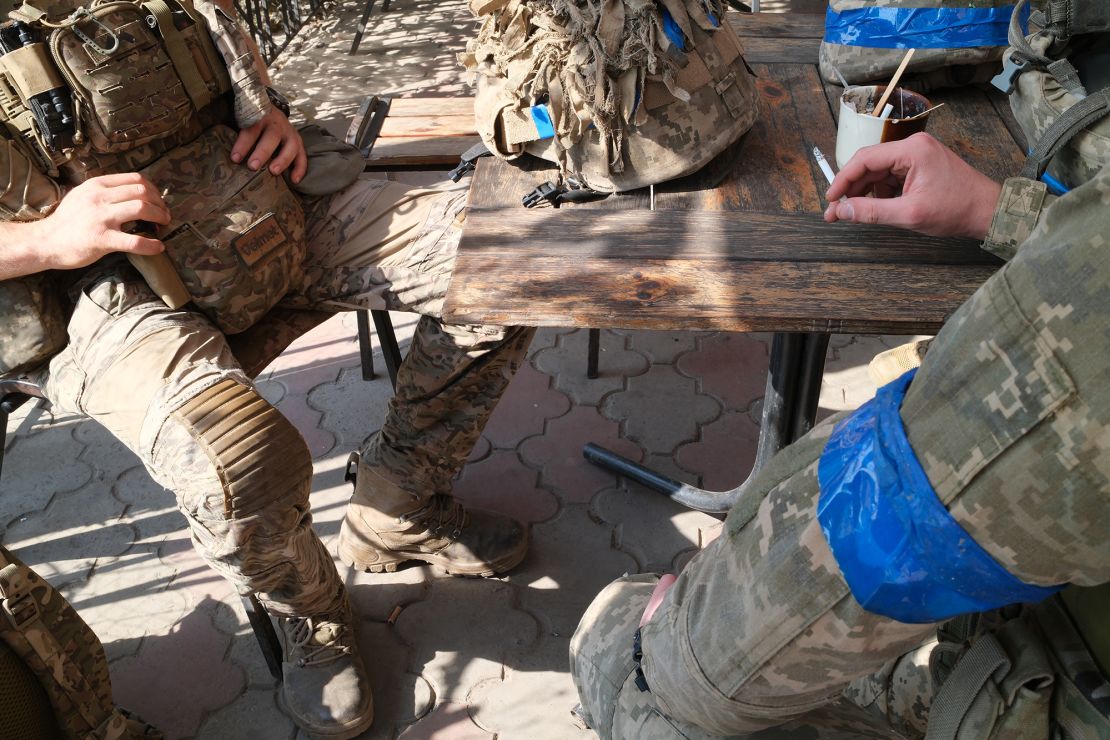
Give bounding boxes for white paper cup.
[835,85,933,168]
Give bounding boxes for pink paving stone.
[518,406,643,505]
[467,435,492,464]
[276,395,336,458]
[399,702,492,740]
[676,333,770,411]
[111,603,246,740]
[453,450,559,524]
[261,314,361,381]
[481,362,571,450]
[674,411,761,492]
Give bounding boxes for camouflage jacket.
[981,176,1056,262]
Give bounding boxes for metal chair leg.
[371,310,402,390]
[242,594,283,681]
[349,0,377,55]
[357,310,376,381]
[587,328,600,379]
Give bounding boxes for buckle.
[632,628,650,692]
[522,181,563,208]
[448,142,491,182]
[991,52,1031,95]
[3,592,39,631]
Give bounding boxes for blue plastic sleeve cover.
[530,104,555,140]
[662,9,687,51]
[824,5,1027,49]
[817,369,1064,624]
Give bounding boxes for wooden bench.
[346,95,479,168]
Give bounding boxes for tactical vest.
[462,0,759,193]
[0,545,160,739]
[0,0,304,373]
[993,0,1110,192]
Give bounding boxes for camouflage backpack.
[923,585,1110,739]
[0,545,160,739]
[461,0,760,193]
[819,0,1021,91]
[993,0,1110,193]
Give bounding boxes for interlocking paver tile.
[354,620,436,739]
[260,313,360,392]
[278,395,336,458]
[394,577,537,703]
[110,599,245,739]
[197,686,296,740]
[308,363,392,453]
[624,329,704,364]
[398,701,491,740]
[675,411,760,492]
[528,327,575,355]
[534,330,649,407]
[74,418,143,482]
[468,435,492,464]
[592,486,721,573]
[481,362,571,450]
[469,635,594,740]
[1,420,93,528]
[601,365,721,455]
[821,335,888,412]
[509,504,637,636]
[453,450,559,524]
[3,482,132,588]
[642,452,699,487]
[519,407,643,504]
[228,627,280,689]
[347,564,431,624]
[676,333,769,410]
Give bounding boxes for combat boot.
[276,596,373,739]
[337,453,528,577]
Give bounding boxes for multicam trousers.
[570,165,1110,737]
[40,176,534,618]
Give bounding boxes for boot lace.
[401,494,471,539]
[283,615,353,668]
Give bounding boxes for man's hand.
[29,173,170,271]
[230,106,307,183]
[824,133,1002,240]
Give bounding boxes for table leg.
[349,0,378,55]
[583,332,829,514]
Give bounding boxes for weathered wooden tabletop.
[442,12,1024,336]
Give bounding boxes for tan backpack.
[0,544,161,739]
[462,0,760,193]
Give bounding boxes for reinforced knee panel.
[171,378,312,520]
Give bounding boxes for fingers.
[267,131,306,180]
[231,123,262,165]
[289,142,308,183]
[107,199,172,227]
[246,124,284,171]
[103,229,165,255]
[824,195,924,231]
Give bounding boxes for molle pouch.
[819,1,1026,90]
[48,1,200,152]
[140,124,306,334]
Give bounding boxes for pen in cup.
[812,146,845,202]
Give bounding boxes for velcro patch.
[233,213,287,267]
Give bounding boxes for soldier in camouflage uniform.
[0,0,532,735]
[570,13,1110,735]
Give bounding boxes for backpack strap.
[1021,88,1110,179]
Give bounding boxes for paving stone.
[74,419,143,483]
[592,486,721,573]
[468,435,492,464]
[398,701,491,740]
[482,362,571,450]
[197,685,296,740]
[0,421,93,528]
[354,620,435,739]
[829,333,855,349]
[508,505,637,637]
[2,481,132,589]
[278,395,336,459]
[346,563,431,624]
[308,363,393,454]
[261,314,361,393]
[601,365,721,455]
[821,335,888,412]
[519,406,643,505]
[111,601,245,739]
[626,329,704,364]
[255,376,287,407]
[394,577,537,703]
[533,330,648,407]
[469,635,593,740]
[677,333,769,410]
[675,411,760,492]
[453,450,559,525]
[228,626,280,689]
[113,466,180,545]
[528,327,574,356]
[641,452,700,488]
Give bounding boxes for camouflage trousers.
[570,168,1110,737]
[40,176,534,618]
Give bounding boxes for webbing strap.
[1021,88,1110,178]
[143,0,212,111]
[1006,0,1085,97]
[175,0,231,97]
[925,633,1010,740]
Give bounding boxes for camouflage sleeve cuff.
[981,177,1054,262]
[194,1,272,128]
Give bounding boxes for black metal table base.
[583,332,830,514]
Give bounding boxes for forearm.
[0,221,56,280]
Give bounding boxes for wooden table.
[442,12,1026,512]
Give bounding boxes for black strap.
[1021,88,1110,179]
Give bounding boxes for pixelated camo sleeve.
[981,177,1057,262]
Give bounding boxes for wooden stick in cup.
[872,48,915,117]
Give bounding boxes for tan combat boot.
[276,596,373,739]
[337,453,528,577]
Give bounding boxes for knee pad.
[170,379,312,519]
